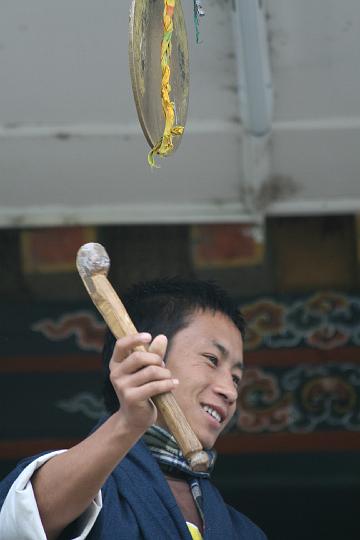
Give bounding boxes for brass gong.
[129,0,189,154]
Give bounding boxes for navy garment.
[0,439,267,540]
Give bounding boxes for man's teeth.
[202,405,222,423]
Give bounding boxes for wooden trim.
[245,347,360,367]
[0,439,81,460]
[0,355,101,373]
[2,432,360,461]
[216,431,360,454]
[1,348,358,373]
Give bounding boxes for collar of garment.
[143,424,216,479]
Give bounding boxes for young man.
[0,278,267,540]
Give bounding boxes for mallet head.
[76,242,110,279]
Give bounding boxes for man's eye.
[232,375,241,388]
[205,355,218,366]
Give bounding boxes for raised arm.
[32,332,176,540]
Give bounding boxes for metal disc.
[129,0,189,152]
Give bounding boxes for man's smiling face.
[161,309,244,449]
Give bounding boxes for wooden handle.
[81,272,209,471]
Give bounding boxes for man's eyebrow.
[212,341,244,370]
[212,340,228,357]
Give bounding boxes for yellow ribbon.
[148,0,184,167]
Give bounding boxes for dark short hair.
[102,277,245,413]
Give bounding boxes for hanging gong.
[129,0,189,155]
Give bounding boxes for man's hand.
[109,333,179,433]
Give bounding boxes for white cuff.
[0,450,102,540]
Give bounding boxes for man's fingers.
[148,334,168,360]
[109,333,172,410]
[111,351,165,378]
[110,334,167,374]
[111,333,152,364]
[124,378,179,404]
[125,364,173,388]
[110,358,172,391]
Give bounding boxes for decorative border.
[1,291,360,456]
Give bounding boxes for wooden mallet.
[76,242,209,472]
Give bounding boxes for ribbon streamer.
[148,0,184,167]
[193,0,205,44]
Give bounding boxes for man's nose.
[213,371,238,404]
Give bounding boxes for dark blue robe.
[0,439,267,539]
